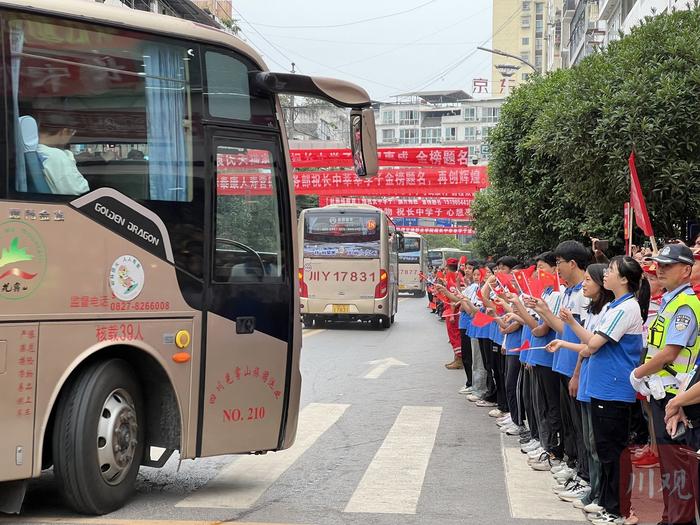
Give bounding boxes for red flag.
[472,311,496,327]
[515,339,531,352]
[495,273,518,293]
[458,255,468,266]
[478,267,489,283]
[513,270,532,296]
[523,265,536,279]
[629,151,654,237]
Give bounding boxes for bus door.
[199,132,294,457]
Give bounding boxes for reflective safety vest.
[645,289,700,394]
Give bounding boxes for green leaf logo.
[0,237,33,268]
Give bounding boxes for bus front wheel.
[53,358,144,515]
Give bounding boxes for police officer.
[631,243,700,525]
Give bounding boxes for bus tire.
[302,315,312,328]
[415,290,426,298]
[53,358,144,515]
[390,314,396,325]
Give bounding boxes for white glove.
[630,370,651,396]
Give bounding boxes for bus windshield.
[303,211,381,258]
[399,237,421,263]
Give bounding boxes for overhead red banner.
[377,205,471,220]
[398,226,475,235]
[319,196,475,207]
[293,166,487,196]
[289,147,473,168]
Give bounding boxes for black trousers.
[522,365,538,439]
[651,397,698,524]
[590,398,633,518]
[505,355,521,424]
[493,348,508,413]
[559,374,579,468]
[533,365,563,457]
[459,329,472,387]
[479,337,497,401]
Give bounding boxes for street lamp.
[477,46,538,72]
[495,63,520,96]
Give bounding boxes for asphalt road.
[2,296,585,525]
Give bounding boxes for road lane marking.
[362,357,408,379]
[344,406,442,514]
[176,403,349,509]
[501,435,586,521]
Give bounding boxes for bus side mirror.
[350,108,378,177]
[397,232,405,251]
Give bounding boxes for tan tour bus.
[0,0,378,515]
[398,232,428,297]
[427,247,470,268]
[298,204,401,329]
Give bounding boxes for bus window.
[8,13,197,202]
[303,211,381,258]
[398,236,421,263]
[214,145,283,282]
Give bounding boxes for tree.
[473,6,700,259]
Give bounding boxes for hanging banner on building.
[319,196,475,207]
[398,226,475,235]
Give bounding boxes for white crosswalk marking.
[501,436,586,521]
[344,406,442,515]
[176,402,349,509]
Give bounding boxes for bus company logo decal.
[0,221,47,300]
[109,255,145,301]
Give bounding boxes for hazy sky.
[233,0,494,101]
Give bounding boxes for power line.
[337,5,491,69]
[234,8,299,73]
[243,0,440,29]
[237,28,290,71]
[263,35,484,47]
[405,5,522,93]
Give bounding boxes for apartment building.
[492,0,549,90]
[375,91,504,161]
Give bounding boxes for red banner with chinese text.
[361,205,472,220]
[288,147,473,168]
[319,196,475,207]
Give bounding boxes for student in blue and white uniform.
[532,241,590,477]
[581,256,649,524]
[546,263,614,511]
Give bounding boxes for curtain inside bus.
[144,44,188,202]
[10,23,26,192]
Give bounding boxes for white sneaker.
[552,477,579,494]
[488,408,506,417]
[496,415,513,426]
[466,393,481,402]
[553,467,575,481]
[522,440,541,453]
[527,446,546,459]
[550,463,568,474]
[590,510,623,524]
[458,386,472,394]
[558,483,590,502]
[500,423,517,434]
[476,399,498,407]
[572,498,586,509]
[506,425,523,436]
[531,454,561,471]
[520,439,538,452]
[583,502,604,514]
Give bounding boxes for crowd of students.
[424,235,700,525]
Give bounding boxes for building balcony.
[598,0,621,20]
